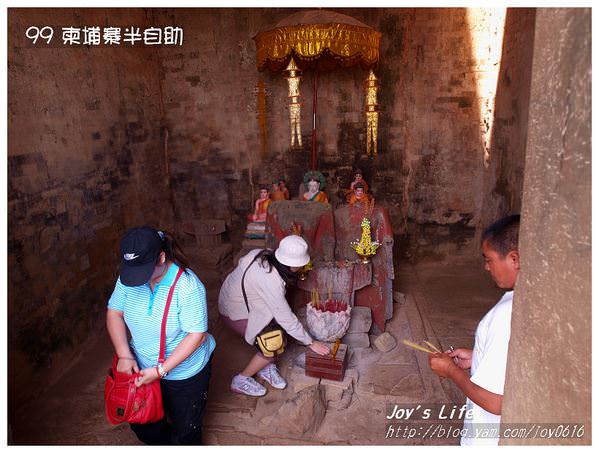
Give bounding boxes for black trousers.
[130,356,212,445]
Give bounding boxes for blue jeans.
[130,355,212,445]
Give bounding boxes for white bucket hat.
[275,235,310,267]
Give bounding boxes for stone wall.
[479,8,535,238]
[8,8,173,410]
[501,8,591,445]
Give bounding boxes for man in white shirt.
[429,215,520,445]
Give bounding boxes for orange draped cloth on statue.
[249,198,271,222]
[271,191,287,202]
[345,180,369,201]
[305,191,329,203]
[348,192,371,206]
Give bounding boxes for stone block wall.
[8,8,173,409]
[479,8,535,238]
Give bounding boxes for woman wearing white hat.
[218,235,330,396]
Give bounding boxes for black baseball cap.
[119,226,163,287]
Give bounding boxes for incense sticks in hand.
[402,339,442,355]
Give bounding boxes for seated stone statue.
[303,178,329,203]
[301,170,329,203]
[270,179,290,202]
[348,181,371,206]
[345,169,370,202]
[248,186,271,222]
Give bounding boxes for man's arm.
[429,353,503,415]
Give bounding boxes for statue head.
[303,170,326,191]
[258,186,269,199]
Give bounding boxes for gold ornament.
[284,57,303,148]
[350,217,380,264]
[364,69,380,157]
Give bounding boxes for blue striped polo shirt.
[108,262,216,380]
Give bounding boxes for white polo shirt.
[462,291,513,446]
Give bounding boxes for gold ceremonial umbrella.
[254,10,381,72]
[254,10,382,164]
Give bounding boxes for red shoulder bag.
[104,267,184,425]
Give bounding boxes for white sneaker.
[230,374,267,396]
[257,364,287,389]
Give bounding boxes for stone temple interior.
[6,7,591,446]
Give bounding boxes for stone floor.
[9,253,503,445]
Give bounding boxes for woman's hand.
[116,357,139,374]
[447,348,473,369]
[135,367,161,387]
[309,340,330,356]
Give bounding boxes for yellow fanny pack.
[255,323,286,357]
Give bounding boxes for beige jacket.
[218,249,313,346]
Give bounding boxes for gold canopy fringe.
[254,23,381,71]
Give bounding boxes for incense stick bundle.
[424,340,441,353]
[311,288,320,308]
[402,339,436,354]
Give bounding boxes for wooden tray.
[305,343,348,381]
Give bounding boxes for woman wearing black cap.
[106,226,215,445]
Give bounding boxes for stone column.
[501,8,591,445]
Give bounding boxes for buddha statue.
[249,186,271,222]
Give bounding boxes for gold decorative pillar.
[364,70,380,157]
[284,57,303,148]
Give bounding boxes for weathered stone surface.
[389,372,425,399]
[321,368,357,392]
[347,306,372,333]
[327,387,354,411]
[374,332,398,353]
[323,384,344,403]
[342,332,370,349]
[289,365,320,393]
[371,365,425,401]
[500,8,591,446]
[259,385,326,438]
[321,368,358,410]
[293,351,306,369]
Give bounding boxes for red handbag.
[104,268,184,425]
